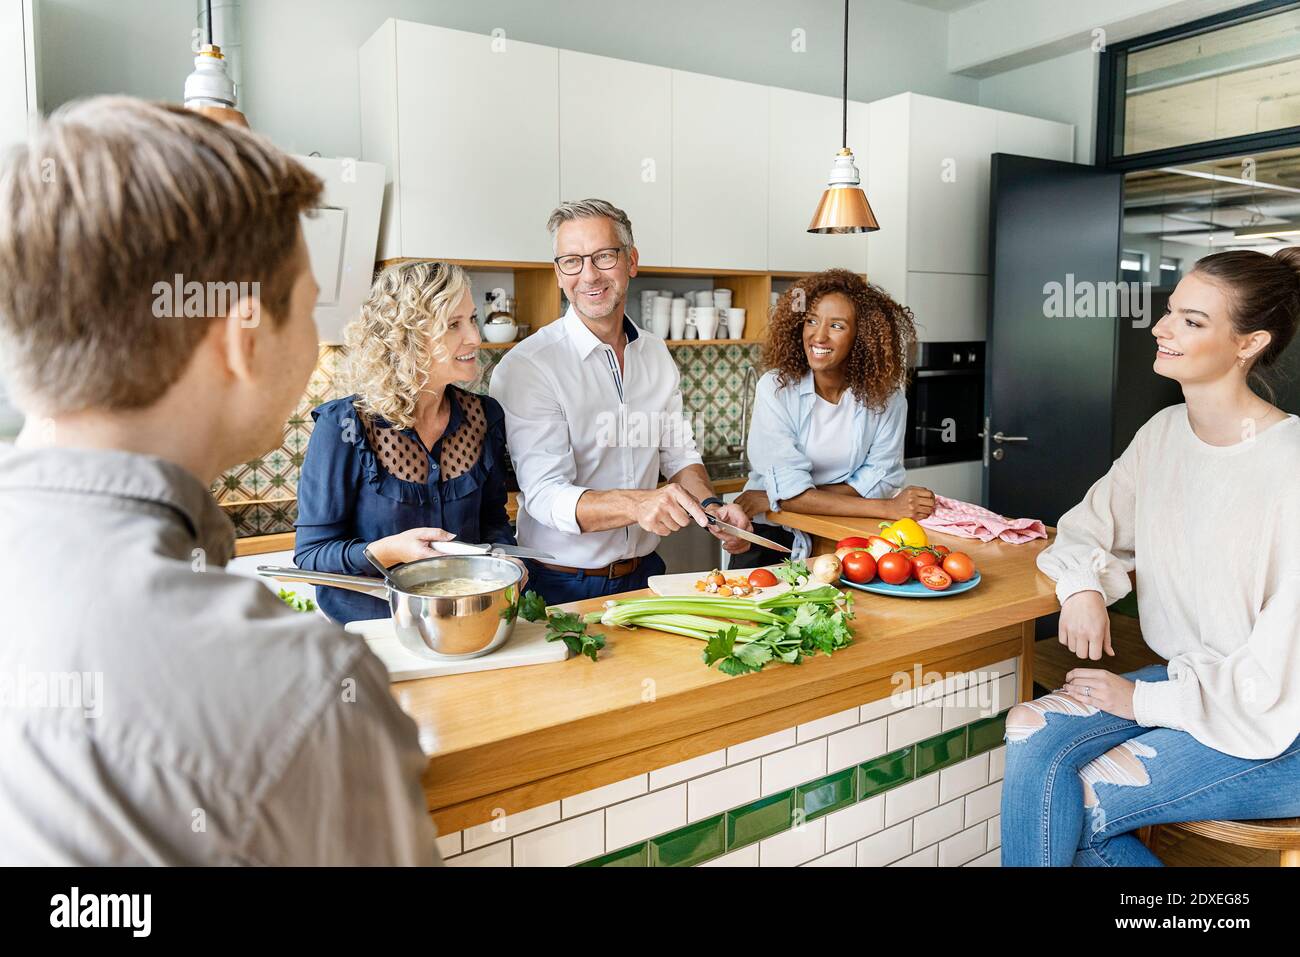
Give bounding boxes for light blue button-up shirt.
[744,370,907,556]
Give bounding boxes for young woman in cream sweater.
[1003,248,1300,866]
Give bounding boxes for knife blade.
[704,514,792,554]
[436,540,557,562]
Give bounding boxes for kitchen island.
[402,511,1059,867]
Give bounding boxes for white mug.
[726,307,746,340]
[651,313,671,338]
[693,306,719,339]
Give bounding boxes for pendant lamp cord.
[206,0,214,46]
[841,0,849,150]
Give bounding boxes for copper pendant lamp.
[808,0,879,234]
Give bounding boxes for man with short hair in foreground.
[0,97,439,865]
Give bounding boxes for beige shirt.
[0,446,440,865]
[1037,405,1300,760]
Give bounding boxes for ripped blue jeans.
[1000,664,1300,866]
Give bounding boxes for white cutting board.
[647,565,825,599]
[345,617,569,681]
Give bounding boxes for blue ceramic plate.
[839,570,982,598]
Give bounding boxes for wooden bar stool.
[1139,819,1300,866]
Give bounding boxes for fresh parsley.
[277,588,316,613]
[773,558,809,585]
[519,590,606,662]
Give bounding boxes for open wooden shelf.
[375,257,804,347]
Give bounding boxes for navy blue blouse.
[294,388,514,624]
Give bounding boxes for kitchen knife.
[436,540,557,561]
[703,514,792,554]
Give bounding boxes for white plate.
[647,565,823,599]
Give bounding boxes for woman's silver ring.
[1081,686,1091,697]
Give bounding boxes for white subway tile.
[688,759,760,822]
[887,703,943,750]
[434,830,461,859]
[759,817,825,867]
[939,753,990,804]
[891,845,938,867]
[860,686,914,722]
[941,685,991,731]
[824,793,885,851]
[648,748,726,790]
[987,814,1001,851]
[939,822,988,867]
[512,811,604,868]
[561,774,647,817]
[967,847,1001,867]
[463,801,560,850]
[701,844,759,867]
[912,797,965,851]
[965,781,1003,825]
[727,727,796,764]
[988,745,1006,782]
[827,718,888,772]
[797,706,859,743]
[803,843,857,867]
[605,784,687,850]
[857,821,913,867]
[992,673,1019,713]
[761,739,827,796]
[883,774,938,827]
[446,841,511,867]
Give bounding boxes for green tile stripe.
[576,706,1012,867]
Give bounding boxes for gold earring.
[1239,355,1248,367]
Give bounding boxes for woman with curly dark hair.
[731,269,934,566]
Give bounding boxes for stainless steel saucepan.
[258,554,524,661]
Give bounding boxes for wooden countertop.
[403,519,1060,833]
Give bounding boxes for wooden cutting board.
[646,565,825,599]
[344,617,569,681]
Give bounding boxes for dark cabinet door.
[984,154,1124,525]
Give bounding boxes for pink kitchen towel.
[919,495,1048,544]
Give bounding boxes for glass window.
[1115,5,1300,156]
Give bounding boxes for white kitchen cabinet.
[767,88,869,274]
[1,0,38,153]
[866,93,1073,342]
[905,461,983,506]
[360,20,559,262]
[904,95,997,276]
[671,70,769,271]
[906,272,988,342]
[559,50,673,267]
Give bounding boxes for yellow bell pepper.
[878,518,928,549]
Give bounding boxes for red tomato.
[932,545,951,557]
[836,545,869,561]
[836,536,873,550]
[747,568,779,588]
[918,565,953,591]
[909,551,939,576]
[876,553,912,585]
[941,552,975,582]
[841,551,877,584]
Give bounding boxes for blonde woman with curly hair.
[731,269,935,566]
[295,260,517,623]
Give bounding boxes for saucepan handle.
[257,565,390,599]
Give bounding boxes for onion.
[809,553,841,584]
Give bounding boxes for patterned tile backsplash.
[214,340,764,538]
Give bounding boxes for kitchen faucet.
[728,364,759,474]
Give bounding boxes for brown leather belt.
[536,556,643,579]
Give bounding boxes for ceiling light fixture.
[808,0,878,234]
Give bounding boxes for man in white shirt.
[490,199,753,605]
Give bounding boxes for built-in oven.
[904,341,984,468]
